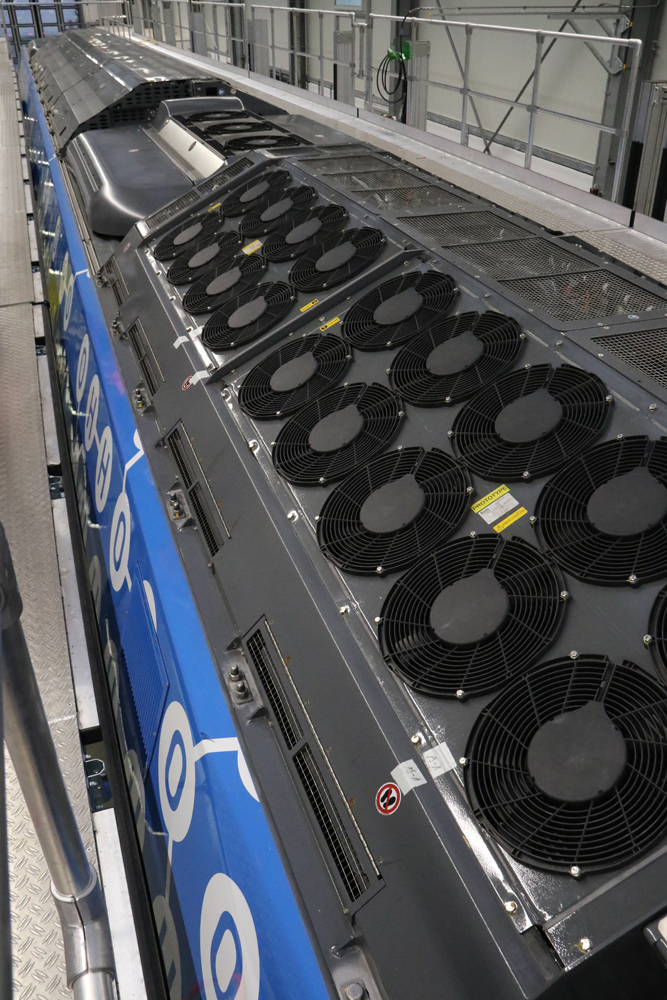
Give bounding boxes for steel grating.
[305,154,386,173]
[352,185,467,213]
[397,210,533,246]
[593,328,667,388]
[330,168,427,190]
[501,269,667,322]
[452,237,592,280]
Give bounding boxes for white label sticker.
[391,759,427,794]
[422,742,457,779]
[478,492,518,525]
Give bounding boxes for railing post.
[0,522,116,1000]
[612,40,641,203]
[270,5,275,79]
[525,31,543,169]
[364,8,373,111]
[318,9,323,94]
[460,23,472,146]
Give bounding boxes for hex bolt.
[529,515,537,525]
[411,734,422,746]
[374,616,382,624]
[345,984,366,1000]
[629,574,638,584]
[235,679,248,696]
[504,901,517,914]
[570,650,579,659]
[560,590,569,600]
[644,634,653,646]
[339,605,350,615]
[466,486,474,494]
[570,865,581,877]
[616,433,624,440]
[376,566,383,574]
[447,430,454,438]
[229,664,241,680]
[456,689,466,700]
[522,471,530,479]
[650,403,658,412]
[606,394,613,403]
[459,757,468,767]
[579,938,592,952]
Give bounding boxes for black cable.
[376,5,425,123]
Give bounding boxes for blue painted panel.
[19,53,331,1000]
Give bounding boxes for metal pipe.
[460,23,472,145]
[0,524,116,1000]
[318,9,323,94]
[524,31,543,169]
[270,5,275,79]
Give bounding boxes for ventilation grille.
[293,745,369,901]
[398,210,533,246]
[593,328,667,388]
[166,425,225,556]
[501,270,667,322]
[126,320,163,397]
[354,186,465,213]
[306,154,385,173]
[332,168,426,190]
[104,257,128,305]
[452,238,591,280]
[142,159,253,232]
[247,630,303,749]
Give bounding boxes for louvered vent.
[166,425,226,556]
[126,320,163,397]
[104,257,128,305]
[593,328,667,388]
[246,630,303,749]
[142,158,253,232]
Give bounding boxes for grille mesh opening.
[330,168,426,190]
[166,428,193,488]
[293,745,369,901]
[246,630,302,749]
[452,237,591,280]
[144,190,200,231]
[354,186,465,213]
[127,321,163,396]
[305,154,386,173]
[104,257,128,305]
[593,328,667,388]
[188,483,221,557]
[397,210,533,245]
[501,270,666,321]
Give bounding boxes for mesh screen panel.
[593,328,667,388]
[501,270,667,321]
[398,210,533,245]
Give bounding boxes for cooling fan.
[289,228,385,292]
[272,383,404,485]
[153,208,222,260]
[452,363,610,481]
[182,110,250,124]
[201,282,295,352]
[222,134,302,154]
[340,271,458,351]
[238,332,352,419]
[239,185,316,239]
[263,206,349,262]
[535,435,667,586]
[182,253,266,314]
[648,585,667,686]
[317,447,470,575]
[389,311,523,407]
[202,119,273,136]
[379,534,564,698]
[222,170,291,217]
[166,231,241,285]
[465,654,667,873]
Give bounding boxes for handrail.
[0,522,116,1000]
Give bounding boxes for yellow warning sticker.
[300,298,320,313]
[320,317,340,332]
[471,484,510,514]
[494,507,528,533]
[208,202,222,212]
[242,239,263,255]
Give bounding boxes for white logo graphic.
[84,375,100,452]
[200,873,260,1000]
[75,333,89,404]
[153,895,182,1000]
[109,430,145,594]
[95,426,113,513]
[158,701,258,846]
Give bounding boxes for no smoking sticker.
[376,781,401,816]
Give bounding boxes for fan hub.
[426,329,484,376]
[205,267,242,297]
[240,180,270,204]
[527,701,627,803]
[360,474,425,534]
[587,465,667,536]
[429,568,509,645]
[286,217,322,244]
[173,222,203,246]
[188,243,221,269]
[270,352,318,393]
[316,242,357,273]
[309,404,364,453]
[228,296,268,330]
[373,288,424,327]
[495,387,562,444]
[261,197,294,223]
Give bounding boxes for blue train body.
[19,50,330,1000]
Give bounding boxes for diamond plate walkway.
[0,36,97,999]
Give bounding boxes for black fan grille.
[272,383,404,485]
[501,270,666,322]
[317,448,470,575]
[534,436,667,585]
[182,253,266,314]
[465,655,667,873]
[289,228,385,292]
[201,282,295,352]
[222,170,291,217]
[217,134,302,154]
[238,333,352,419]
[452,238,591,280]
[153,209,222,260]
[341,271,458,351]
[397,210,532,246]
[390,311,524,408]
[262,205,349,261]
[166,231,241,285]
[202,120,273,136]
[649,586,667,686]
[238,185,316,238]
[452,364,610,481]
[380,535,564,697]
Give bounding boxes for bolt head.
[570,650,579,659]
[447,430,454,438]
[579,937,592,952]
[345,984,366,1000]
[644,634,652,645]
[445,396,452,404]
[606,394,613,402]
[466,486,474,494]
[616,433,624,440]
[469,530,477,538]
[629,574,638,584]
[339,605,350,615]
[650,403,658,412]
[411,733,421,745]
[560,590,569,600]
[374,616,382,624]
[529,515,537,524]
[570,865,581,877]
[505,900,517,914]
[456,689,466,700]
[376,566,383,574]
[459,756,468,767]
[522,470,530,479]
[556,340,563,346]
